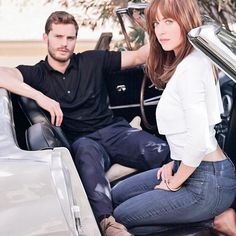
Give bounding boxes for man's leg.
[72,137,133,236]
[98,120,170,170]
[72,137,112,219]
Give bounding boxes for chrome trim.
[188,25,236,82]
[110,95,160,110]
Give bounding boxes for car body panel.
[0,89,101,236]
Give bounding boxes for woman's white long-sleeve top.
[156,50,223,167]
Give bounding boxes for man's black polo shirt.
[17,50,121,143]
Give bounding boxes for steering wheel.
[140,75,161,131]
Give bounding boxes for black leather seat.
[18,96,71,151]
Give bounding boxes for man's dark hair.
[45,11,79,36]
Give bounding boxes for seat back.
[94,32,113,50]
[18,96,71,151]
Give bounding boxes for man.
[0,11,169,236]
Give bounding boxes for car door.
[106,3,162,132]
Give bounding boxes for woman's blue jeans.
[112,157,236,233]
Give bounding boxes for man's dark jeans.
[71,119,170,221]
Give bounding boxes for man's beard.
[48,45,73,63]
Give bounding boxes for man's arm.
[0,67,63,126]
[121,43,149,69]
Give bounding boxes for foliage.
[41,0,236,31]
[43,0,236,50]
[129,26,145,48]
[5,0,236,48]
[44,0,146,30]
[198,0,236,31]
[7,0,236,31]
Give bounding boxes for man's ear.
[43,33,48,42]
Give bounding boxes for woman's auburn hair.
[145,0,202,88]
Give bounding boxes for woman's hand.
[155,161,174,190]
[155,180,169,190]
[155,162,196,191]
[157,161,174,182]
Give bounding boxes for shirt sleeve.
[16,64,43,90]
[176,61,215,167]
[102,50,121,73]
[79,50,121,77]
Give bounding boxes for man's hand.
[35,92,63,126]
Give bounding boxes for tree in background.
[43,0,145,30]
[43,0,236,31]
[6,0,236,49]
[198,0,236,31]
[43,0,236,49]
[8,0,236,31]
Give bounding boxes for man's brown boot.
[100,216,133,236]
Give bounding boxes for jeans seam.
[211,185,220,216]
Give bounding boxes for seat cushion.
[25,122,63,150]
[105,164,137,182]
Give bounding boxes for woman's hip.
[184,158,236,216]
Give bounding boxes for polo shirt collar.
[44,53,77,73]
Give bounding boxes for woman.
[112,0,236,235]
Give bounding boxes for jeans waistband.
[198,158,235,172]
[174,155,235,173]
